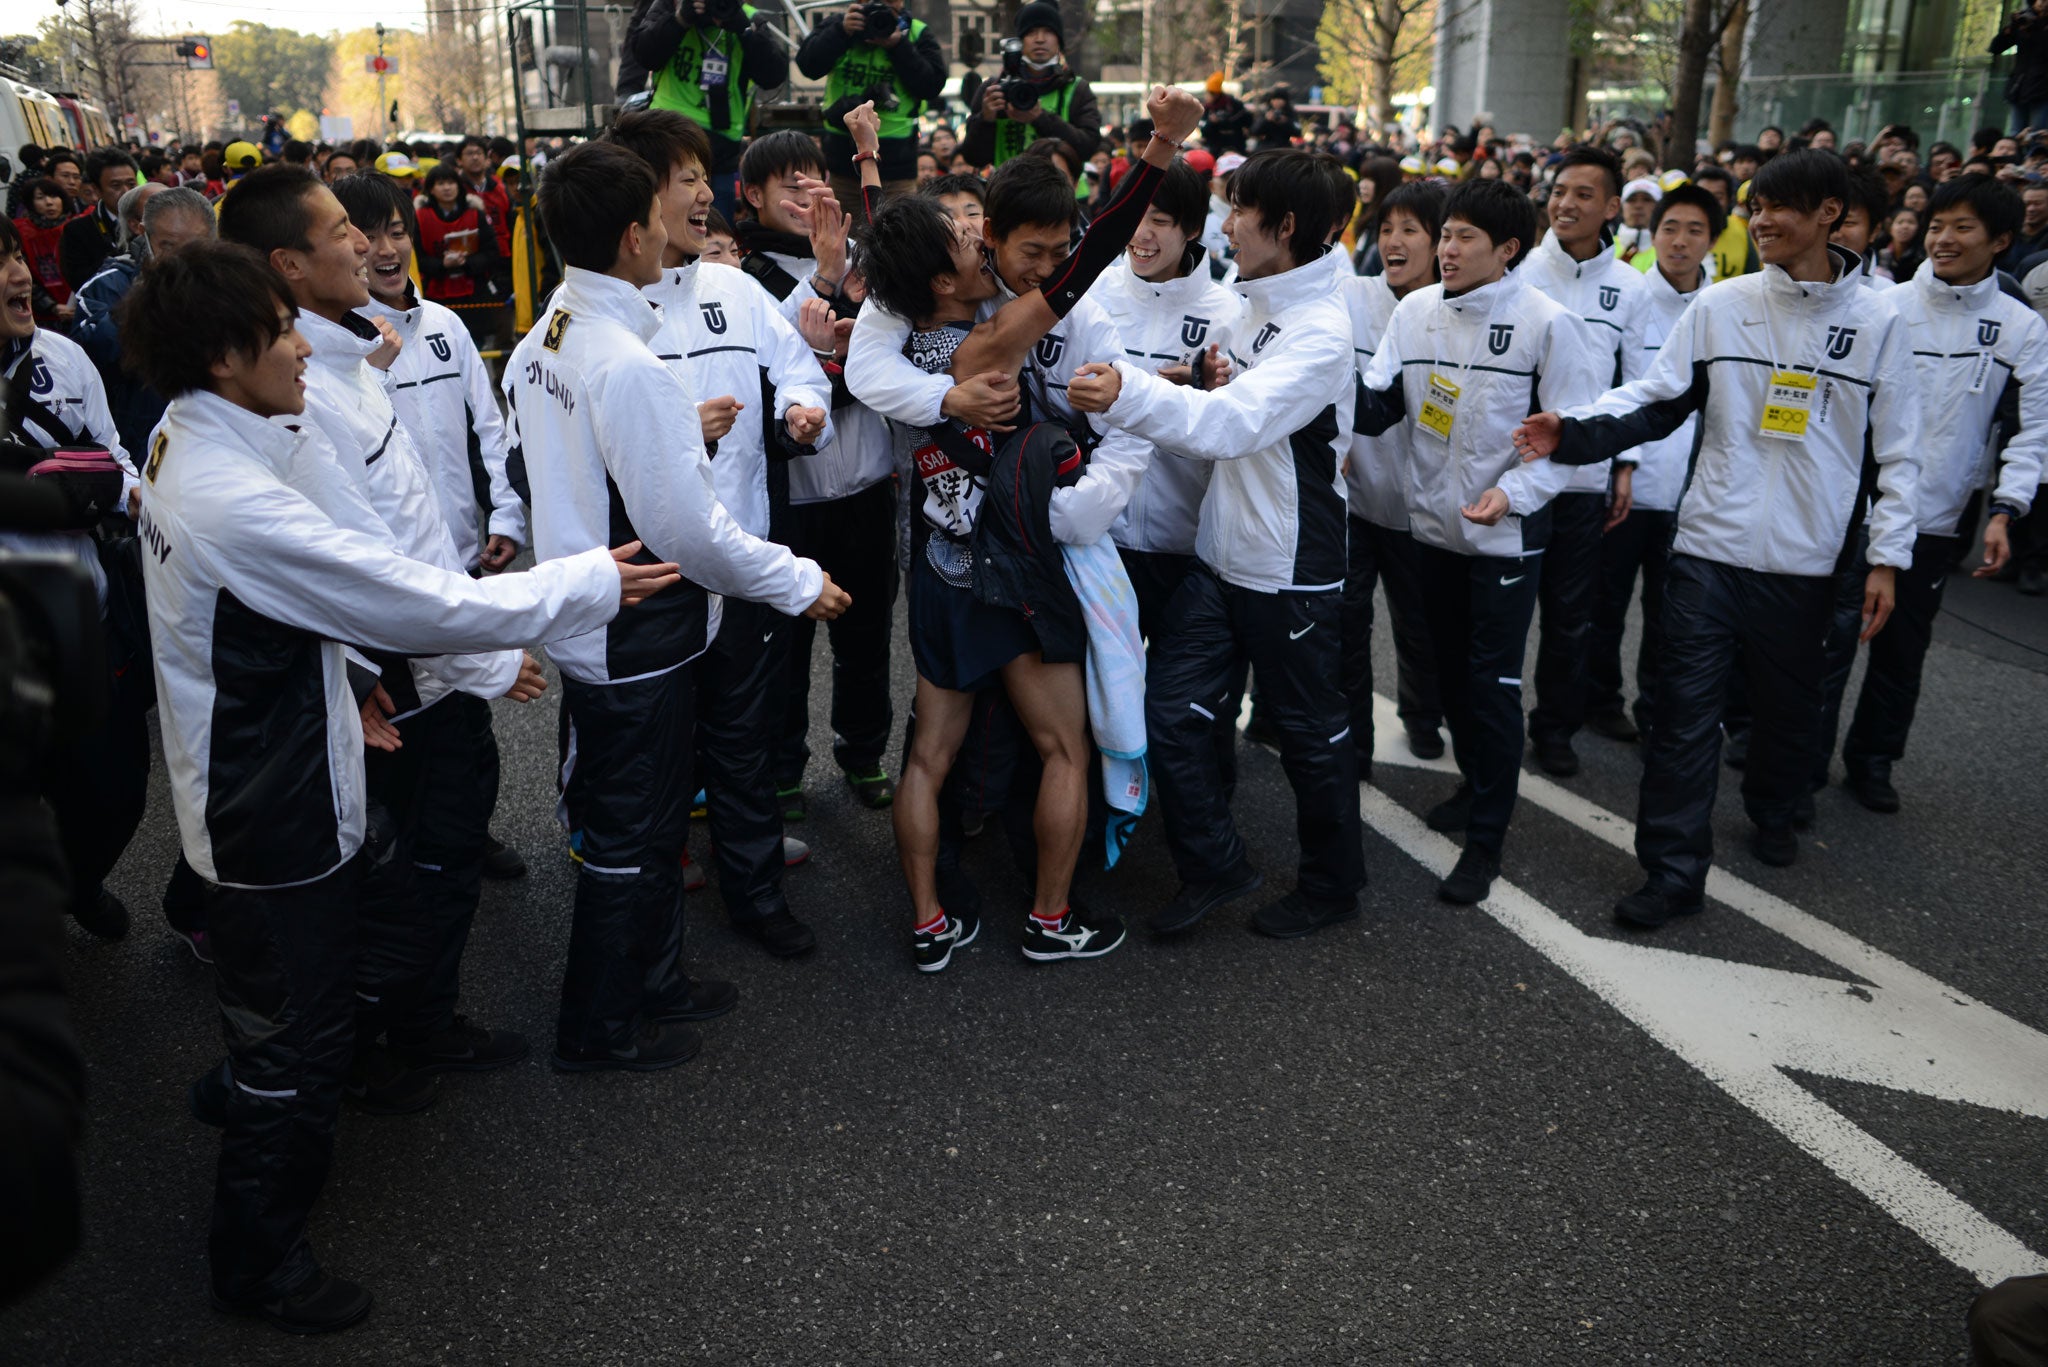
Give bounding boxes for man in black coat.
[959,2,1102,171]
[58,149,136,291]
[795,0,947,223]
[1994,0,2048,134]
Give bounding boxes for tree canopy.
[215,20,334,122]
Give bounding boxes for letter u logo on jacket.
[700,301,728,334]
[1035,333,1066,368]
[1181,315,1209,349]
[1251,321,1280,352]
[1824,325,1857,361]
[427,331,452,362]
[1598,285,1619,311]
[1979,319,2003,347]
[1487,323,1514,355]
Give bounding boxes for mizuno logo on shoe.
[1500,575,1525,586]
[1039,924,1092,948]
[1289,624,1314,639]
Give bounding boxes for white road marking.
[1245,693,2048,1284]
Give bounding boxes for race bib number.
[1760,369,1816,442]
[1418,371,1460,442]
[912,442,958,480]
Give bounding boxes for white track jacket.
[137,389,617,888]
[1101,249,1355,593]
[506,268,823,685]
[1555,246,1922,575]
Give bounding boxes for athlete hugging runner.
[846,85,1205,970]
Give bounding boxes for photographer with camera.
[796,0,946,225]
[1994,0,2048,133]
[959,2,1101,171]
[630,0,791,219]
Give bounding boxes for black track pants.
[1635,554,1832,894]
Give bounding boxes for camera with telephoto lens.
[855,1,902,39]
[996,37,1042,111]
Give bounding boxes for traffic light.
[176,36,213,69]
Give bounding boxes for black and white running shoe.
[913,906,981,973]
[1019,902,1127,962]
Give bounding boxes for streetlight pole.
[376,22,390,139]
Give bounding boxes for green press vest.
[992,78,1075,165]
[649,6,760,140]
[824,18,928,141]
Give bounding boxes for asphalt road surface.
[6,564,2047,1366]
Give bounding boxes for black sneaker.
[1406,725,1446,760]
[912,907,981,973]
[1150,864,1263,935]
[190,1060,231,1128]
[480,835,527,881]
[1531,734,1579,777]
[1021,903,1127,961]
[1585,709,1639,742]
[72,888,130,940]
[845,766,895,809]
[390,1016,531,1074]
[212,1271,373,1335]
[1436,846,1500,905]
[734,908,817,958]
[1845,765,1900,814]
[651,978,740,1023]
[1750,824,1798,868]
[343,1048,441,1115]
[776,784,807,823]
[1614,883,1704,929]
[2020,564,2046,596]
[1250,890,1360,939]
[552,1021,703,1073]
[1425,783,1474,833]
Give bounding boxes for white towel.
[1061,535,1147,867]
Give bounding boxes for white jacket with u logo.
[360,293,526,570]
[1086,248,1243,557]
[1554,245,1922,576]
[506,268,824,686]
[1518,230,1654,496]
[1100,250,1356,593]
[1355,268,1608,560]
[1883,258,2044,538]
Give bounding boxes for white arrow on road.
[1316,696,2048,1285]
